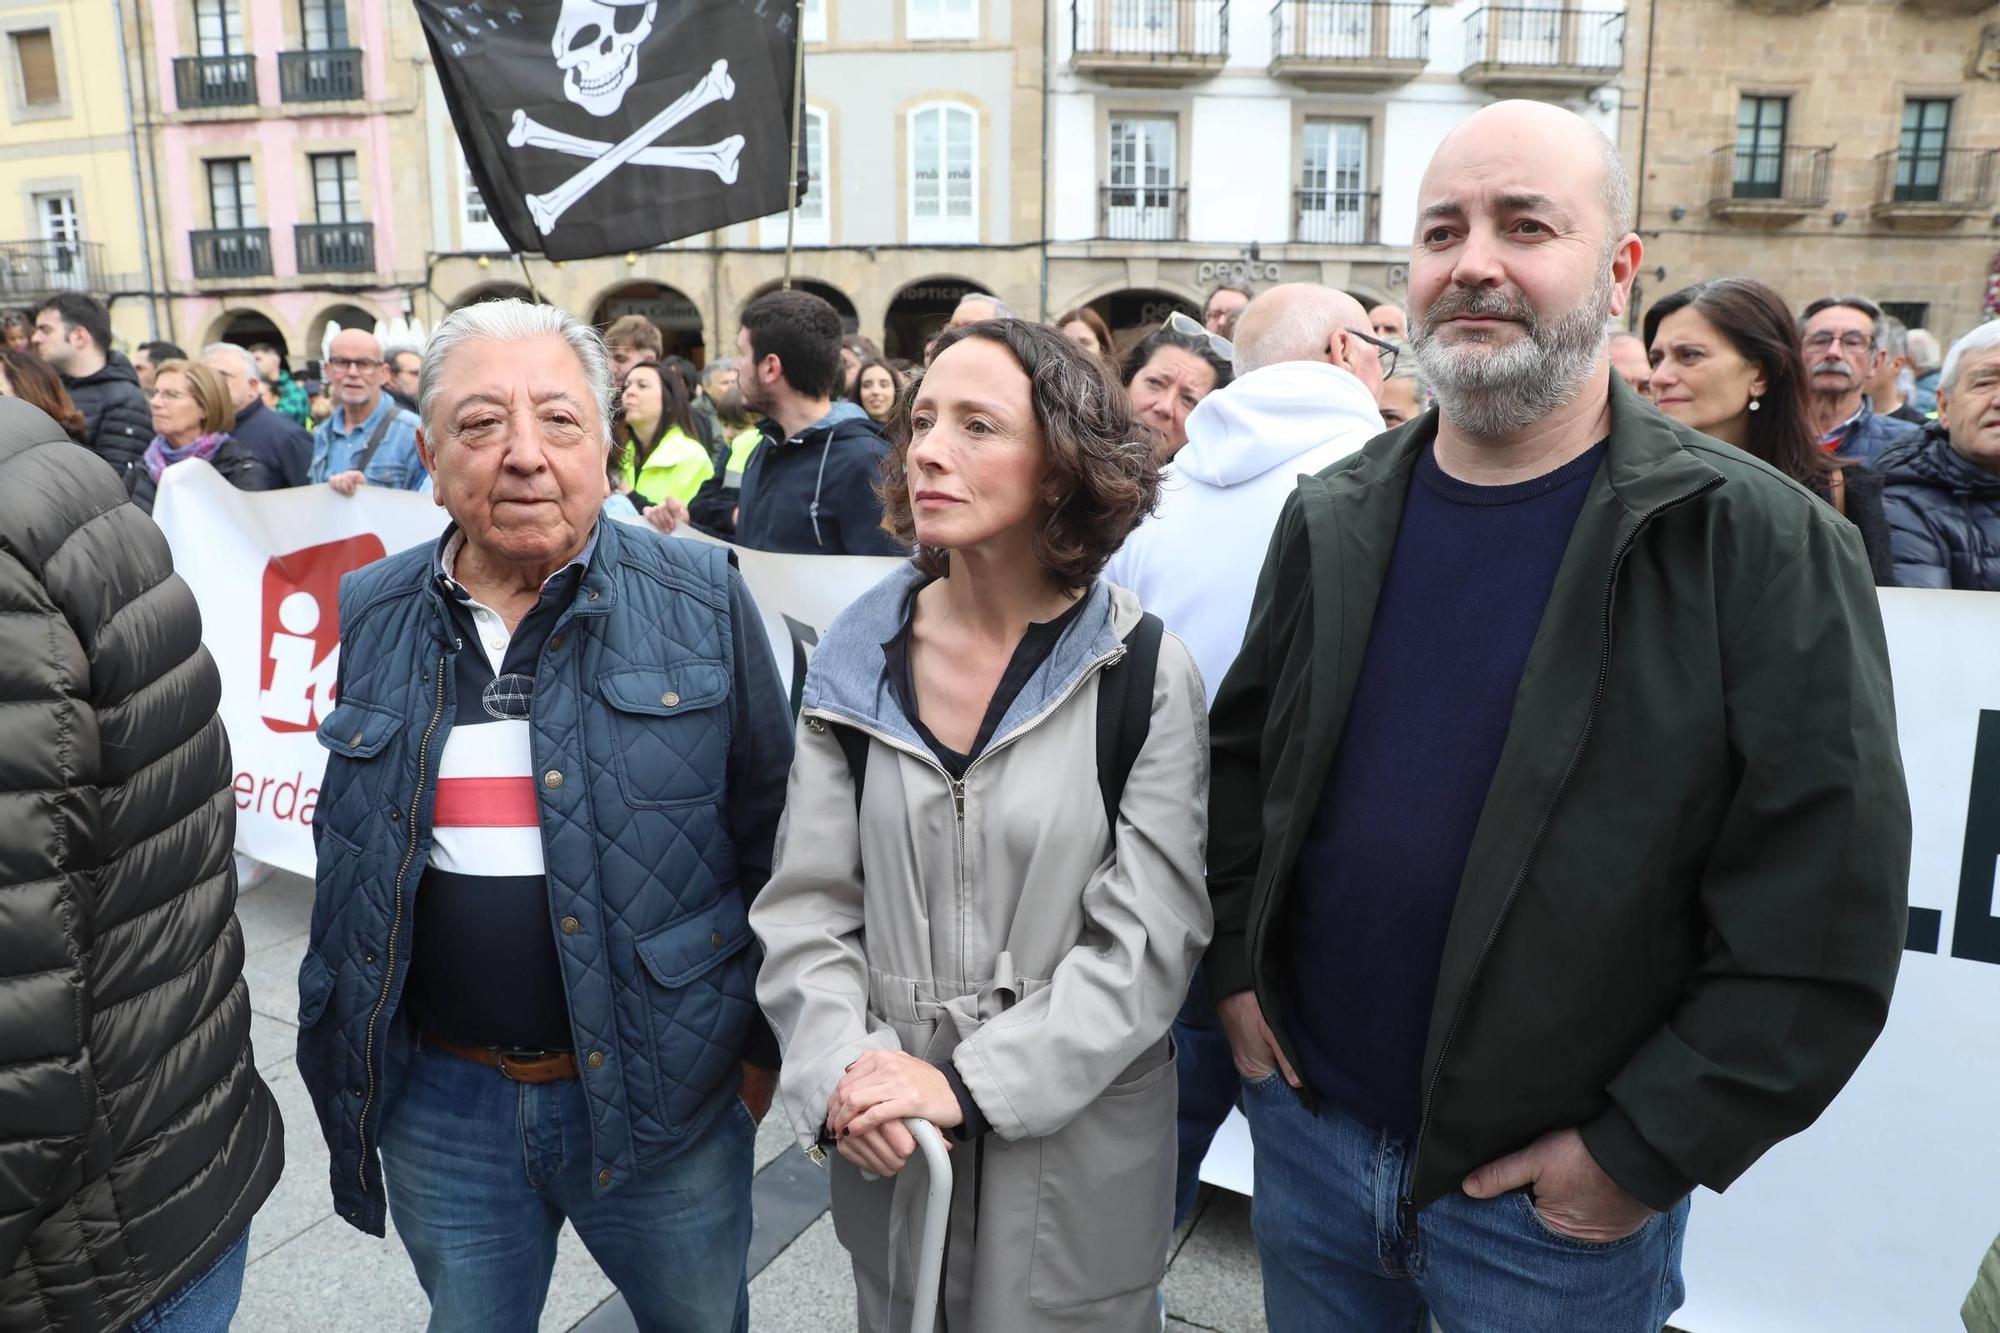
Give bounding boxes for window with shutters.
[10,28,60,111]
[908,101,976,243]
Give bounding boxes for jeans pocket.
[1513,1189,1659,1252]
[1240,1068,1283,1092]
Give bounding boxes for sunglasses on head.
[1165,311,1234,364]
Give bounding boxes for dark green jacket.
[1206,377,1910,1216]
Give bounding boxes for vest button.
[710,931,723,949]
[587,1050,605,1069]
[350,732,364,746]
[544,770,563,789]
[661,691,680,708]
[549,635,564,652]
[560,915,580,935]
[598,1168,612,1187]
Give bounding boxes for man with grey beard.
[1204,100,1909,1331]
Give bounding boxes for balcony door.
[1107,116,1176,240]
[203,157,265,276]
[194,0,243,56]
[1299,120,1368,243]
[1496,0,1562,65]
[300,0,349,50]
[34,192,84,290]
[1303,0,1373,59]
[1896,98,1953,204]
[1103,0,1176,54]
[1733,95,1788,200]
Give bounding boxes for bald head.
[1421,100,1630,244]
[1233,284,1379,384]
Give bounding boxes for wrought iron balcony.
[1072,0,1228,84]
[173,54,256,109]
[279,48,363,102]
[1873,147,1998,221]
[1294,189,1382,244]
[295,222,375,274]
[190,227,272,279]
[1270,1,1427,88]
[0,239,104,301]
[1460,4,1623,93]
[1706,145,1831,219]
[1100,184,1188,240]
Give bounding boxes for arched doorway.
[592,282,705,365]
[450,282,536,308]
[1086,288,1199,357]
[742,279,859,338]
[883,276,987,362]
[212,309,287,357]
[307,303,380,360]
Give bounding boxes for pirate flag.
[417,0,799,261]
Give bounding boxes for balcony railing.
[279,48,363,102]
[190,227,272,279]
[0,239,104,300]
[173,54,256,109]
[1295,189,1381,244]
[1270,0,1427,68]
[295,222,375,274]
[1101,184,1188,240]
[1874,147,1998,214]
[1461,4,1623,87]
[1072,0,1228,78]
[1707,144,1831,215]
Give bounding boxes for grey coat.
[752,567,1211,1333]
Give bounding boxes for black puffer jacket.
[0,401,283,1332]
[1879,426,2000,591]
[62,352,153,498]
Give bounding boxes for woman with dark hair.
[848,356,902,424]
[752,320,1210,1333]
[617,360,714,508]
[1054,305,1115,361]
[1645,278,1896,584]
[1120,312,1233,462]
[0,348,87,441]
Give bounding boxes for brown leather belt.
[424,1034,578,1083]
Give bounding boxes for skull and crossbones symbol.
[507,0,744,236]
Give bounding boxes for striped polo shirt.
[400,525,597,1051]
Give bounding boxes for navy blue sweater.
[734,403,904,556]
[1284,439,1605,1136]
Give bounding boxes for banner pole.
[514,252,545,305]
[781,0,806,290]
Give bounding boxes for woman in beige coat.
[751,320,1212,1332]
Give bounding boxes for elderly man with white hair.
[1881,319,2000,590]
[1207,100,1907,1331]
[298,300,793,1331]
[1103,280,1386,1230]
[202,341,310,484]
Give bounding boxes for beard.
[1407,269,1613,437]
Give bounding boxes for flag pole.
[780,0,806,290]
[514,252,545,304]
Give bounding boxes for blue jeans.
[1171,969,1241,1227]
[125,1227,249,1333]
[378,1040,753,1333]
[1240,1073,1688,1333]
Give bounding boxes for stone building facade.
[1621,0,2000,343]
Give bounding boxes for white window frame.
[194,0,244,57]
[802,0,826,43]
[33,191,86,291]
[1297,119,1369,244]
[907,0,976,42]
[458,153,507,252]
[907,100,977,245]
[755,105,829,248]
[310,151,361,223]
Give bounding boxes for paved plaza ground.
[233,868,1269,1332]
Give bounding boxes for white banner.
[155,469,2000,1326]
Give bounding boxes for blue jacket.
[298,516,793,1235]
[1829,401,1922,469]
[735,401,904,555]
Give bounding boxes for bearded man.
[1203,100,1910,1332]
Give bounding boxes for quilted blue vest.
[298,517,766,1236]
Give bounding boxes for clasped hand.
[824,1050,962,1178]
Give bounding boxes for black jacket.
[733,403,903,555]
[230,397,312,486]
[62,352,153,497]
[1828,464,1897,587]
[1880,426,2000,590]
[1209,379,1908,1215]
[128,433,290,514]
[0,400,284,1331]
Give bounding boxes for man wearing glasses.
[310,327,426,494]
[1799,295,1921,467]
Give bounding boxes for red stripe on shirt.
[433,776,539,828]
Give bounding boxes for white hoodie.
[1104,359,1384,705]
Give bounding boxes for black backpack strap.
[1096,612,1164,835]
[833,721,870,815]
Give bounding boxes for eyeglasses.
[1804,332,1874,354]
[1347,327,1400,379]
[327,356,382,373]
[150,388,191,402]
[1165,310,1234,364]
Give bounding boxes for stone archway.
[305,302,382,360]
[207,308,288,357]
[1085,287,1200,358]
[741,279,859,337]
[591,281,706,365]
[449,282,537,309]
[882,276,987,362]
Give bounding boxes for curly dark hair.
[878,319,1159,593]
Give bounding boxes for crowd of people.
[9,93,1998,1333]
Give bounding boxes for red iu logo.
[258,534,385,733]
